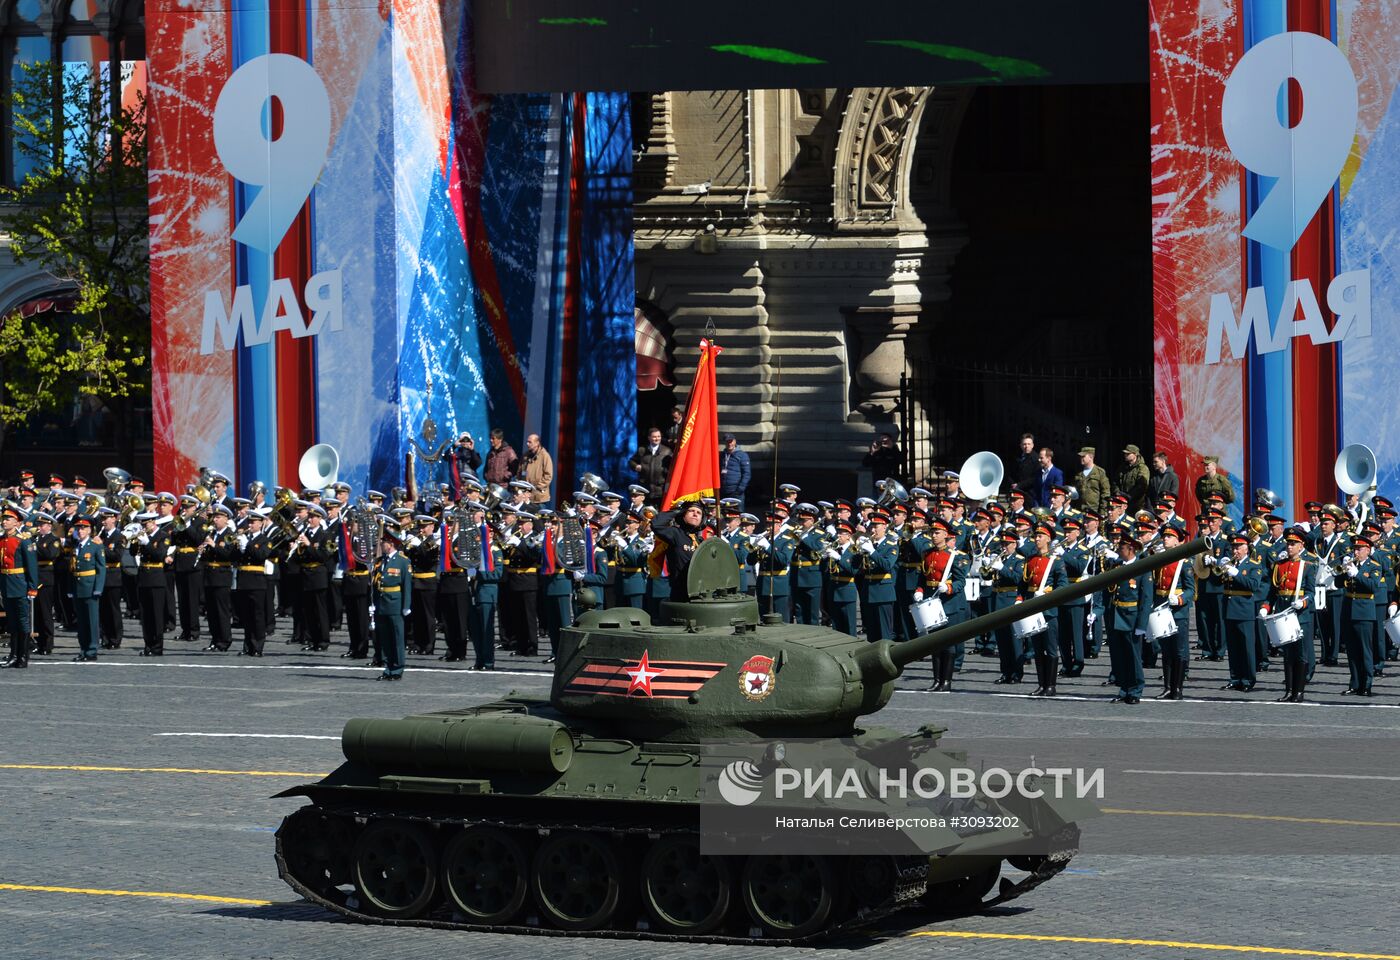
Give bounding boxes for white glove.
[825,524,837,537]
[1298,521,1312,532]
[942,582,953,595]
[571,570,585,581]
[1257,605,1268,618]
[166,545,177,557]
[1389,603,1398,618]
[1085,612,1096,626]
[403,608,411,616]
[859,539,876,555]
[237,535,248,551]
[752,536,770,551]
[1224,565,1239,578]
[825,548,840,560]
[506,535,521,548]
[1203,554,1216,567]
[1052,545,1065,557]
[913,589,924,603]
[1345,563,1359,578]
[1293,598,1306,611]
[137,533,149,545]
[368,604,376,616]
[1104,550,1120,562]
[990,558,1004,572]
[1134,628,1147,637]
[1171,595,1182,607]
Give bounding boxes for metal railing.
[898,361,1153,490]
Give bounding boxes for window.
[2,0,146,185]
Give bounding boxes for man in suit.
[1014,433,1039,507]
[629,428,673,503]
[1036,448,1064,512]
[373,531,413,680]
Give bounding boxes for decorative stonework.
[832,86,932,227]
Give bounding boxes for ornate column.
[843,302,919,420]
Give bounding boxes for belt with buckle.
[412,572,438,579]
[379,585,401,593]
[238,565,265,573]
[177,547,196,554]
[74,570,97,577]
[141,563,165,570]
[346,570,369,577]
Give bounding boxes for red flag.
[662,339,722,511]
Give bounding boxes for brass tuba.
[102,467,130,508]
[346,498,382,567]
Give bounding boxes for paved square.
[2,627,1398,960]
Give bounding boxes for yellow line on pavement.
[0,883,271,906]
[1102,808,1400,828]
[0,763,326,778]
[910,931,1400,959]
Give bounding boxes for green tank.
[274,536,1201,942]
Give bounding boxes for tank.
[274,536,1202,942]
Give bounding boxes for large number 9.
[213,54,332,255]
[1221,31,1357,253]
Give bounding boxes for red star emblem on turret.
[626,650,663,698]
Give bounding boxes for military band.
[0,448,1394,706]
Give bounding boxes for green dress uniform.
[723,529,753,595]
[1058,542,1091,676]
[1314,532,1346,665]
[922,547,968,689]
[1194,472,1236,511]
[1019,552,1067,694]
[70,535,107,660]
[1263,555,1316,700]
[540,541,576,658]
[1,527,39,667]
[1220,555,1266,689]
[1195,534,1227,659]
[824,544,860,636]
[468,531,503,670]
[896,532,932,643]
[752,530,796,623]
[1105,562,1153,700]
[1369,546,1394,674]
[791,527,826,626]
[1151,553,1195,697]
[1341,557,1382,695]
[858,535,900,642]
[988,549,1026,682]
[373,550,413,679]
[614,535,649,608]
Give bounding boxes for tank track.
[275,804,1078,944]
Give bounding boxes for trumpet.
[1329,552,1357,579]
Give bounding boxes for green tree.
[0,60,149,463]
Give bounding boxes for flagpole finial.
[704,316,717,338]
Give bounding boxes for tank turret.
[548,537,1202,740]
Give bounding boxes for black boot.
[1044,656,1058,696]
[1171,659,1186,700]
[1277,661,1295,702]
[1030,655,1047,697]
[1156,659,1175,699]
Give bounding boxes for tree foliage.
[0,60,149,440]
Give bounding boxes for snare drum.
[1261,608,1302,647]
[1011,607,1048,640]
[1147,603,1178,641]
[911,596,948,636]
[1385,608,1400,647]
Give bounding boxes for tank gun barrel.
[855,539,1205,682]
